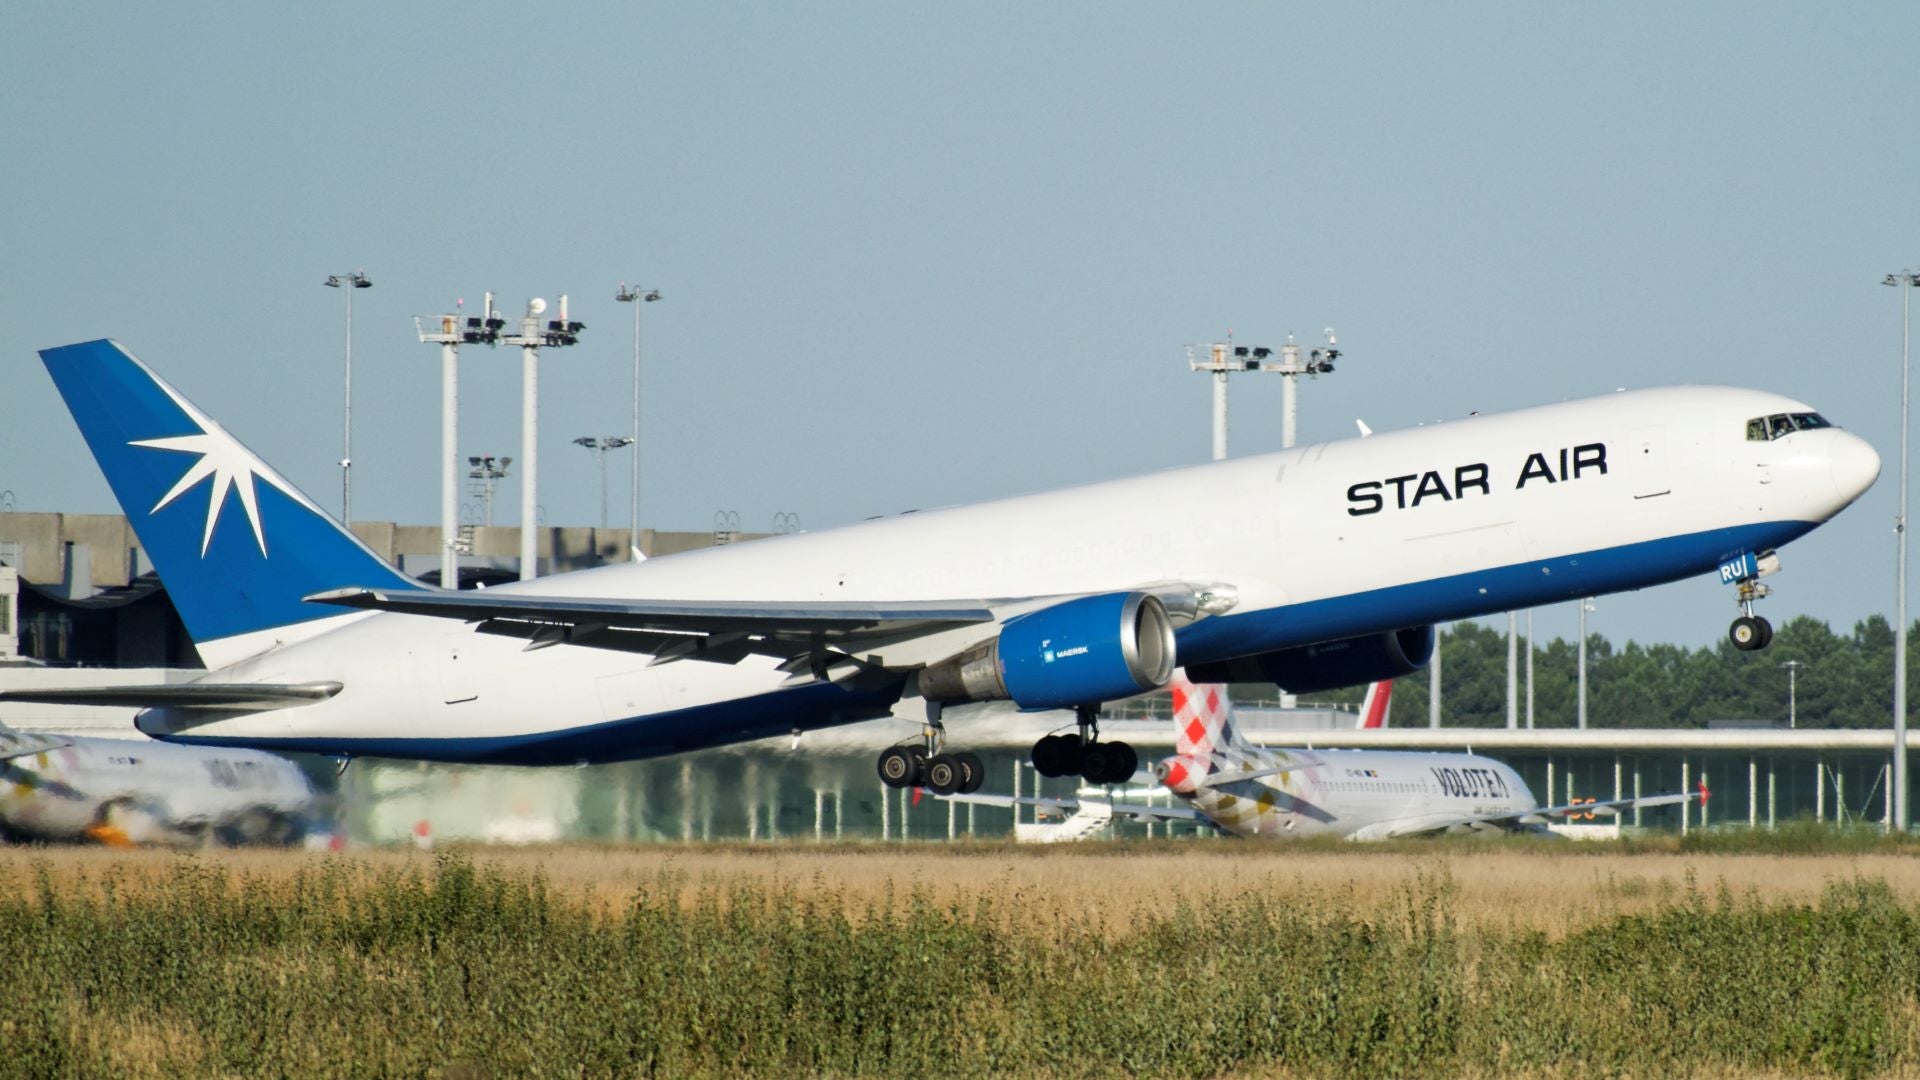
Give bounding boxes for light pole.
[324,270,372,522]
[1429,629,1442,729]
[1506,611,1518,729]
[1526,609,1535,729]
[467,456,511,526]
[1887,268,1918,831]
[501,295,586,580]
[616,283,661,553]
[574,436,633,530]
[1187,331,1339,460]
[1578,597,1596,730]
[1781,659,1803,729]
[415,295,505,591]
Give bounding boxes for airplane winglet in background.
[1357,680,1392,729]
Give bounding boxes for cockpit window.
[1746,412,1832,441]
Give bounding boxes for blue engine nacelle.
[1184,626,1434,695]
[916,592,1177,709]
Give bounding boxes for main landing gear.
[1031,705,1138,786]
[876,700,986,796]
[875,701,1143,794]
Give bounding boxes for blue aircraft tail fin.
[38,340,419,651]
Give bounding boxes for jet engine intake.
[1184,625,1433,695]
[917,592,1177,709]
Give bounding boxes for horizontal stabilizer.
[1198,765,1285,787]
[0,729,74,762]
[0,682,343,712]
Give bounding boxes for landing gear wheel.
[1032,734,1083,778]
[1081,741,1139,785]
[954,751,986,794]
[926,753,965,795]
[877,746,922,788]
[1030,735,1065,778]
[1730,615,1773,651]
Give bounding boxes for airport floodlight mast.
[1887,267,1918,832]
[467,455,511,526]
[573,436,633,530]
[323,270,372,522]
[616,283,662,552]
[501,296,586,580]
[1781,659,1804,730]
[1506,611,1518,729]
[1578,596,1596,730]
[415,293,507,590]
[1185,330,1340,461]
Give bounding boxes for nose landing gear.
[1726,552,1780,651]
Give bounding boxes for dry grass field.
[9,833,1920,935]
[5,833,1920,1077]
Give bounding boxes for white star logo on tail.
[127,378,312,558]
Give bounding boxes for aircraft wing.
[0,682,343,711]
[307,581,1235,675]
[0,729,73,761]
[1506,790,1696,825]
[306,586,994,668]
[936,790,1210,825]
[1355,791,1699,839]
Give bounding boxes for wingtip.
[304,586,377,605]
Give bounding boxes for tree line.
[1297,615,1918,729]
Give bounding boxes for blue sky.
[3,4,1916,650]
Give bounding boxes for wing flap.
[306,587,997,666]
[0,682,344,711]
[306,587,994,636]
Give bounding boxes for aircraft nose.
[1828,430,1881,506]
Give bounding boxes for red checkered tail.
[1171,670,1248,756]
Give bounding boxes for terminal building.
[1,510,1909,843]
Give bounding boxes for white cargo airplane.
[947,673,1694,839]
[1,340,1878,794]
[0,726,320,846]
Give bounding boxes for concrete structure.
[0,511,758,593]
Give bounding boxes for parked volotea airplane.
[0,725,321,846]
[940,674,1697,839]
[0,340,1879,798]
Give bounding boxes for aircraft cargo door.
[1630,426,1670,499]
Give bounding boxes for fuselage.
[145,385,1879,764]
[0,735,318,846]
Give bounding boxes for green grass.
[2,852,1918,1077]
